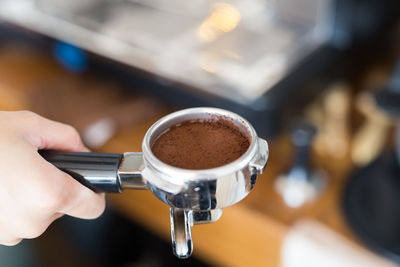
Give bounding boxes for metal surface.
[192,209,223,224]
[142,108,268,208]
[43,107,269,258]
[140,107,268,257]
[170,208,193,259]
[169,208,223,259]
[118,152,148,190]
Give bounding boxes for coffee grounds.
[151,119,250,170]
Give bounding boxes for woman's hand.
[0,111,105,246]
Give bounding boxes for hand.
[0,111,105,246]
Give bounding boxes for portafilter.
[40,107,269,258]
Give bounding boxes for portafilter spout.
[41,107,269,258]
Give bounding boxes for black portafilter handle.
[39,150,123,193]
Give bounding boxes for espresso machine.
[40,107,269,258]
[0,0,397,137]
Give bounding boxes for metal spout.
[170,208,193,259]
[170,208,223,258]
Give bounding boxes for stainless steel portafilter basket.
[41,107,269,258]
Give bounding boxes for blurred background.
[1,0,400,266]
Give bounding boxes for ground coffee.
[151,119,250,169]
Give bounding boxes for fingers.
[0,221,22,246]
[9,152,106,222]
[35,159,106,220]
[0,238,22,246]
[14,213,64,240]
[0,111,104,246]
[0,209,64,243]
[16,111,88,152]
[52,168,106,219]
[62,191,106,220]
[4,163,105,242]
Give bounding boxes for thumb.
[18,111,88,152]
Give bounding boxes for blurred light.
[283,185,307,208]
[221,49,242,60]
[197,2,241,42]
[83,117,117,149]
[199,52,220,73]
[201,64,217,73]
[275,167,319,208]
